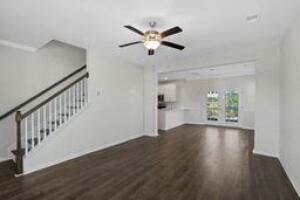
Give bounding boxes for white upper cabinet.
[158,85,165,95]
[159,83,177,102]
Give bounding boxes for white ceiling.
[158,62,256,82]
[0,0,299,65]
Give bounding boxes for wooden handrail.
[21,72,89,119]
[0,65,87,121]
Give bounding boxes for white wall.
[0,40,86,161]
[174,75,255,129]
[143,64,158,136]
[158,42,281,157]
[0,41,86,114]
[280,15,300,195]
[23,49,145,173]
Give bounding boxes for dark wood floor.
[0,125,298,200]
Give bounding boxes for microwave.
[158,94,164,102]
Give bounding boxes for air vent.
[246,14,260,23]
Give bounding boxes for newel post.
[15,111,23,175]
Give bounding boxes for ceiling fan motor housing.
[143,30,161,42]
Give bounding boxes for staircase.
[0,66,89,175]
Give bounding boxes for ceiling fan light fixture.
[143,30,161,50]
[144,40,160,50]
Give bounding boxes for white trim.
[280,159,300,197]
[241,126,255,131]
[0,39,37,52]
[185,122,206,125]
[14,174,24,178]
[185,122,254,131]
[253,149,279,158]
[23,133,144,175]
[158,122,186,131]
[144,132,159,137]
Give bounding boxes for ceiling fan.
[119,22,185,56]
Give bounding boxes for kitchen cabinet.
[158,83,177,102]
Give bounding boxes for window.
[225,90,239,123]
[207,91,219,121]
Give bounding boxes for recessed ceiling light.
[246,14,260,23]
[164,77,169,80]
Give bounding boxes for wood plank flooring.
[0,125,298,200]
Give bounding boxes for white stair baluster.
[83,79,85,103]
[69,88,71,117]
[31,113,35,150]
[64,91,67,120]
[59,95,62,125]
[37,109,41,144]
[81,80,84,107]
[73,85,76,113]
[75,82,80,108]
[43,105,47,139]
[83,78,85,103]
[76,82,81,109]
[54,98,57,130]
[75,84,78,111]
[85,78,88,103]
[49,101,52,134]
[25,117,28,155]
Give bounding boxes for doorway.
[206,89,240,126]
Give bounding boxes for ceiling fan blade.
[148,49,155,56]
[119,41,142,48]
[161,41,185,50]
[124,25,144,36]
[161,26,183,38]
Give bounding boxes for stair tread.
[59,113,70,116]
[27,137,38,145]
[40,129,52,133]
[68,106,79,109]
[49,120,64,125]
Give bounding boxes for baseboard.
[185,122,254,131]
[253,149,279,158]
[23,133,144,175]
[159,123,186,131]
[144,133,159,137]
[0,156,13,163]
[185,122,205,126]
[241,126,255,131]
[280,159,300,197]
